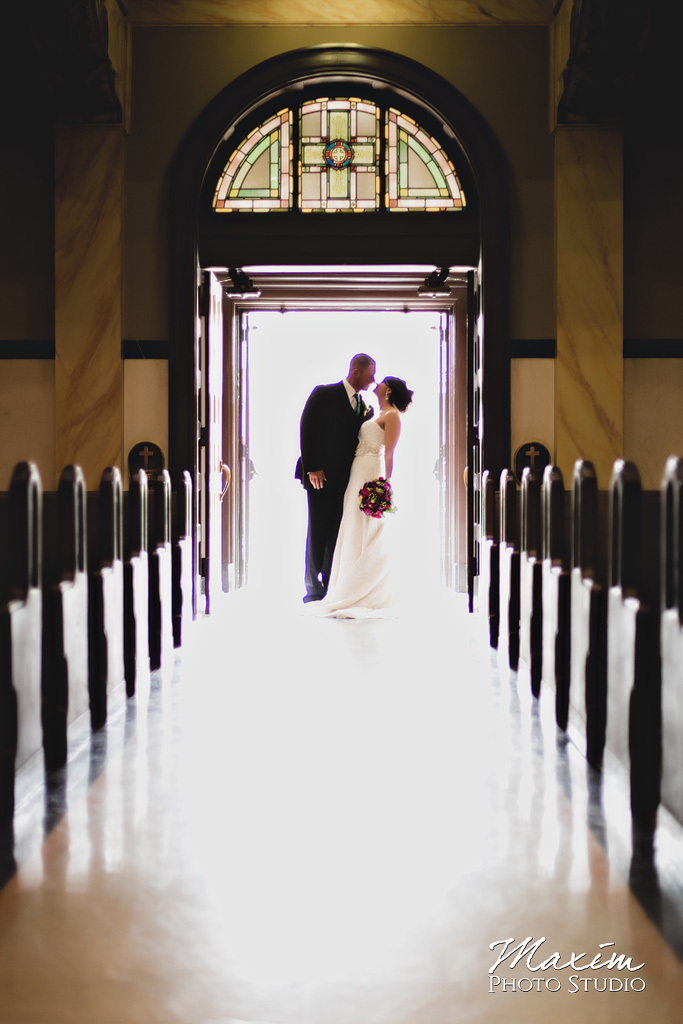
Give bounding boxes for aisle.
[1,590,683,1023]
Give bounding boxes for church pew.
[87,468,125,731]
[41,466,90,773]
[660,456,683,826]
[541,465,571,729]
[148,470,175,678]
[0,463,43,820]
[497,469,520,671]
[606,460,661,834]
[569,460,608,769]
[478,470,499,648]
[172,470,194,649]
[123,471,150,699]
[519,467,543,696]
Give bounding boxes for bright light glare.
[246,309,443,603]
[176,590,492,1004]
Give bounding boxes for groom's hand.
[308,470,327,490]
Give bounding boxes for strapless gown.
[314,418,396,618]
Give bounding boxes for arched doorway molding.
[169,44,510,490]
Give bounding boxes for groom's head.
[347,353,376,392]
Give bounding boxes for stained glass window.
[212,100,465,213]
[213,109,292,211]
[386,108,465,211]
[299,98,381,212]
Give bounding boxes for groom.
[296,353,376,603]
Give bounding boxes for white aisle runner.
[1,591,683,1022]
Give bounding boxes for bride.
[313,375,414,618]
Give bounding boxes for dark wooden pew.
[519,467,543,696]
[172,470,194,649]
[0,463,43,819]
[497,469,520,672]
[478,470,499,648]
[606,460,661,834]
[660,456,683,826]
[42,465,90,773]
[87,468,125,730]
[123,471,150,699]
[569,460,608,769]
[541,465,571,729]
[148,470,175,679]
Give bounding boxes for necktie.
[354,393,362,416]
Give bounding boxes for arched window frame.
[210,96,466,214]
[174,45,510,529]
[213,108,293,211]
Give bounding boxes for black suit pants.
[304,483,346,599]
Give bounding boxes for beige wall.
[624,359,683,490]
[0,362,55,489]
[510,356,683,492]
[123,25,555,340]
[123,360,169,482]
[510,355,683,493]
[511,359,555,471]
[0,359,168,491]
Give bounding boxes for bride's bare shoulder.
[381,408,400,422]
[379,408,400,420]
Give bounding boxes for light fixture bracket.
[418,267,451,297]
[225,267,262,299]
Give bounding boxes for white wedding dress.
[313,418,397,618]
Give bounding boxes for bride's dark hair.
[384,376,414,412]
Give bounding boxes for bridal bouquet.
[358,477,396,518]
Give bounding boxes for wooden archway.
[169,44,510,486]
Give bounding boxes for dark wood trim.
[0,341,55,359]
[511,339,556,358]
[118,338,683,362]
[624,339,683,358]
[14,335,679,365]
[198,214,481,269]
[56,337,683,364]
[122,340,169,359]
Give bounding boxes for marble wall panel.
[55,128,124,489]
[555,126,623,485]
[126,0,553,27]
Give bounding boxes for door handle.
[220,463,231,500]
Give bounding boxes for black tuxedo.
[296,381,372,600]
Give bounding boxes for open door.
[220,304,251,593]
[199,270,224,613]
[212,267,473,601]
[438,311,453,587]
[237,311,251,588]
[467,268,482,612]
[438,297,469,593]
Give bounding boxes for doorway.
[247,309,443,602]
[214,271,470,605]
[170,46,511,615]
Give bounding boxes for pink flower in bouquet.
[358,477,396,518]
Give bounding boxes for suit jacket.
[295,381,372,490]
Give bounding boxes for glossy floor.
[2,588,683,1023]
